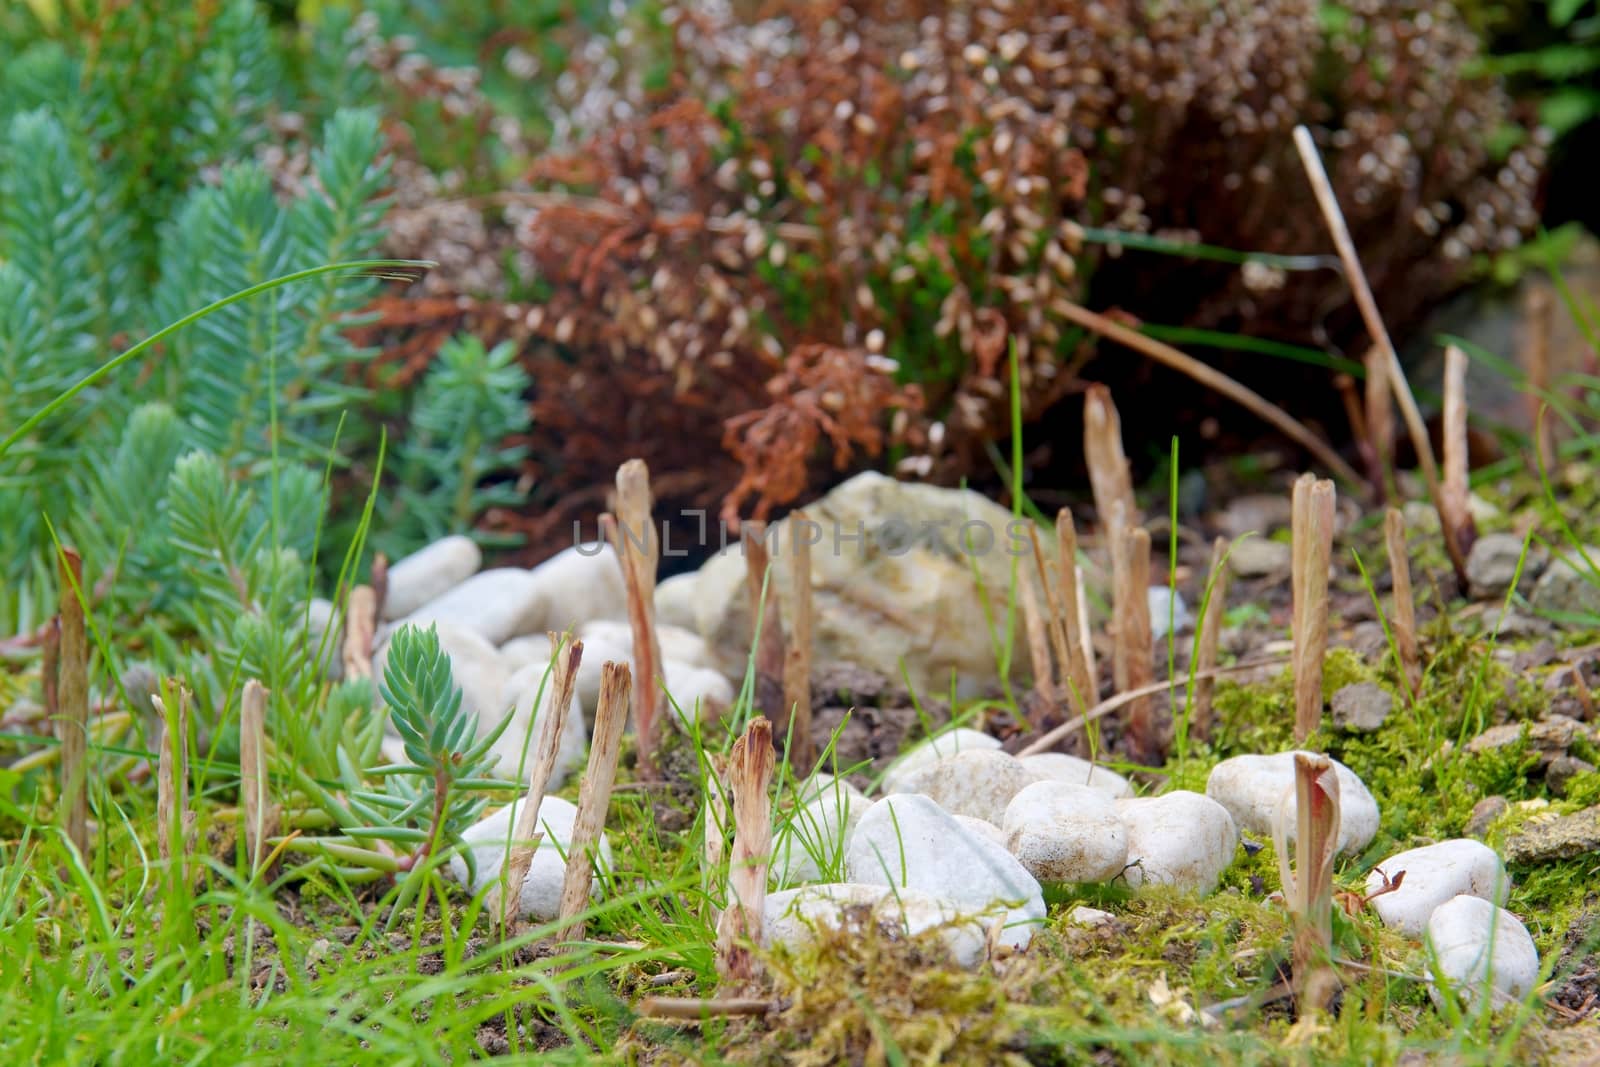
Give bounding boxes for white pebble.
[448,796,607,920]
[773,776,868,886]
[1116,791,1239,894]
[1426,895,1540,1008]
[1206,751,1380,855]
[1003,781,1129,884]
[762,883,994,967]
[880,728,1001,793]
[1367,839,1509,939]
[527,544,628,633]
[1019,752,1133,798]
[654,571,701,630]
[383,535,482,620]
[891,749,1041,825]
[490,661,589,785]
[396,568,545,645]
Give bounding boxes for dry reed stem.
[1293,126,1458,575]
[635,996,777,1019]
[1193,536,1231,739]
[342,584,377,681]
[715,717,775,983]
[782,512,815,768]
[558,661,631,941]
[1019,571,1057,717]
[1117,526,1157,764]
[1062,302,1365,489]
[1293,480,1335,741]
[239,680,273,874]
[1524,287,1554,468]
[1055,511,1097,710]
[742,523,787,725]
[1385,509,1422,701]
[371,552,390,619]
[1084,388,1136,688]
[495,636,583,926]
[1440,344,1478,569]
[1291,474,1313,650]
[604,459,665,776]
[1283,753,1342,1016]
[1363,345,1394,488]
[56,547,89,857]
[1017,655,1292,756]
[1027,524,1076,715]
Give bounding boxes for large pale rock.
[527,544,628,633]
[384,536,483,620]
[490,661,590,786]
[448,796,608,920]
[845,793,1044,949]
[1019,753,1134,799]
[891,749,1040,825]
[1426,895,1540,1008]
[762,883,998,967]
[580,619,717,670]
[661,660,735,728]
[1206,752,1380,856]
[694,471,1038,697]
[881,728,1002,794]
[773,776,868,886]
[1366,839,1509,939]
[1115,791,1238,894]
[1003,781,1128,884]
[396,568,545,645]
[573,631,634,717]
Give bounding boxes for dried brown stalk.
[1117,526,1157,764]
[1439,344,1478,570]
[1384,509,1422,701]
[1293,126,1458,575]
[239,680,274,875]
[370,552,390,620]
[1524,287,1554,468]
[1363,345,1394,489]
[1193,536,1232,740]
[1019,571,1057,718]
[495,636,583,926]
[742,522,788,726]
[1292,478,1336,741]
[1055,510,1097,710]
[1279,753,1342,1016]
[603,459,665,777]
[635,996,777,1020]
[1084,385,1139,545]
[342,585,378,681]
[1061,303,1365,489]
[56,547,89,857]
[715,717,776,983]
[557,661,631,942]
[782,512,815,768]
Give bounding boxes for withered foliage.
[350,0,1541,550]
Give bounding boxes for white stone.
[448,796,607,921]
[500,634,554,670]
[304,598,342,679]
[397,568,545,645]
[1426,895,1541,1008]
[845,793,1044,950]
[1003,781,1129,884]
[1019,753,1134,798]
[1116,791,1239,894]
[1206,751,1380,856]
[1367,839,1510,939]
[655,571,701,631]
[573,632,633,718]
[375,620,509,735]
[528,544,628,633]
[880,728,1002,794]
[661,660,735,728]
[891,749,1041,825]
[384,535,482,620]
[580,619,717,670]
[1067,905,1116,928]
[773,776,868,886]
[762,883,996,967]
[1148,586,1189,639]
[955,814,1008,847]
[489,661,590,786]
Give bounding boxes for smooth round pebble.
[1115,791,1238,894]
[580,619,717,670]
[881,728,1002,794]
[526,544,628,633]
[1367,839,1509,939]
[1003,781,1128,884]
[662,661,735,726]
[1426,895,1540,1007]
[763,884,996,967]
[1019,753,1133,798]
[846,793,1044,950]
[891,749,1041,825]
[395,568,545,645]
[491,661,589,785]
[653,571,702,631]
[383,535,482,621]
[1206,751,1380,855]
[773,776,868,886]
